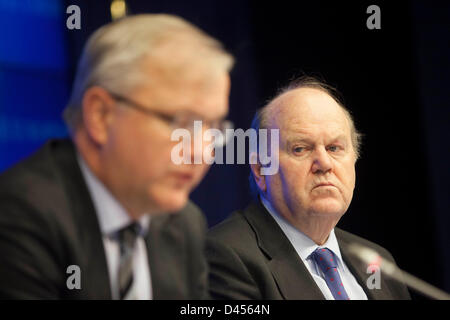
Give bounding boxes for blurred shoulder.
[0,139,74,198]
[0,139,77,223]
[178,200,207,230]
[156,200,207,238]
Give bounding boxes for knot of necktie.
[311,247,338,273]
[117,222,141,255]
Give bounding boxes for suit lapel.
[268,245,325,300]
[145,213,187,299]
[337,229,394,300]
[52,139,112,299]
[243,202,325,300]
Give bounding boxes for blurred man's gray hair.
[63,14,234,132]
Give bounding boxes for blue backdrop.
[0,0,68,170]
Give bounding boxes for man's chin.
[310,200,346,217]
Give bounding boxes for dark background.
[1,0,449,298]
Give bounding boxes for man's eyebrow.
[285,135,349,145]
[286,137,315,145]
[329,135,348,143]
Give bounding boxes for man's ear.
[250,152,266,193]
[81,86,116,146]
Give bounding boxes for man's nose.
[311,147,333,174]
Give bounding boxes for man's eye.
[293,146,305,154]
[328,145,341,152]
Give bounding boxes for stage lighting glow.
[110,0,127,21]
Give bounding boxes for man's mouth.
[172,172,195,184]
[314,182,336,189]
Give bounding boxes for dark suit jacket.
[206,201,411,300]
[0,139,208,299]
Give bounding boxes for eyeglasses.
[108,91,233,146]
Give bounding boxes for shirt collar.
[260,195,343,264]
[77,153,151,237]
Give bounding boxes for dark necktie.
[310,247,350,300]
[117,222,140,299]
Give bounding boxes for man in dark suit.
[0,14,233,299]
[207,77,411,300]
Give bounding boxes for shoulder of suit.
[0,139,72,187]
[0,139,76,261]
[207,209,256,246]
[177,200,205,223]
[0,139,74,216]
[160,200,207,236]
[335,227,395,261]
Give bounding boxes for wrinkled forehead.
[267,88,352,140]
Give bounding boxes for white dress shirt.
[261,196,367,300]
[78,154,152,300]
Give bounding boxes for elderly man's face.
[103,67,230,215]
[264,88,356,224]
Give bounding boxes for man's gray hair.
[248,75,363,200]
[63,14,234,132]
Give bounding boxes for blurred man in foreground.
[0,14,233,299]
[206,77,410,300]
